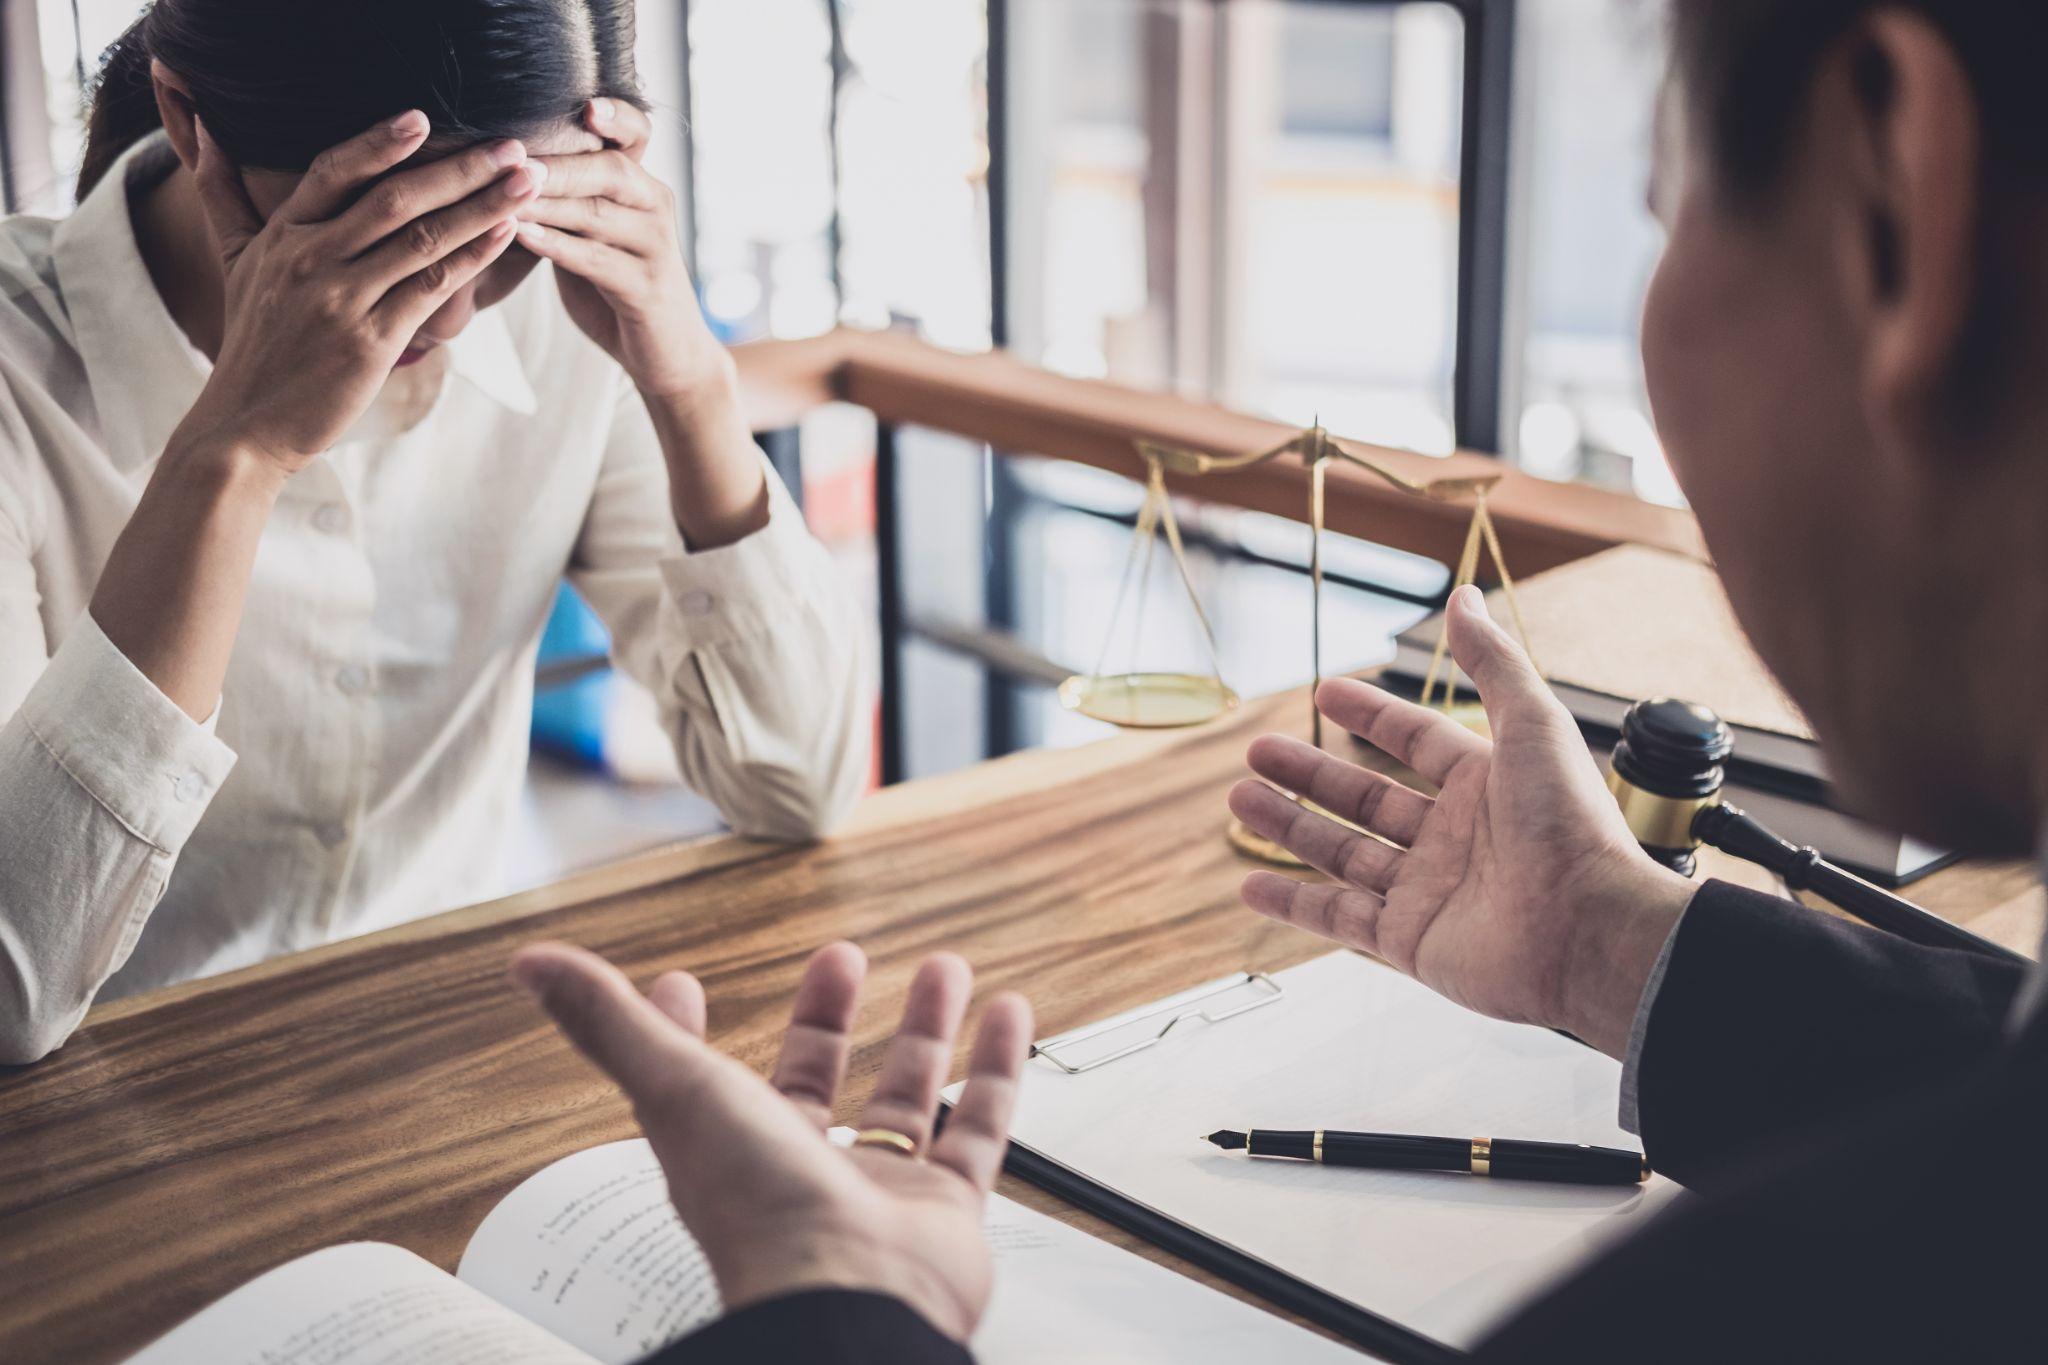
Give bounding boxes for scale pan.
[1058,673,1239,729]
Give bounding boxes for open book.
[128,1137,1364,1364]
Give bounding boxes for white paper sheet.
[967,951,1684,1349]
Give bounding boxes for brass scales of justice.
[1055,422,1539,866]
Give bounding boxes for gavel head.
[1605,699,1733,878]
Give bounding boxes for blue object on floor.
[533,584,614,771]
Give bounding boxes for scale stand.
[1057,423,1531,869]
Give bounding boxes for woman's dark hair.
[79,0,647,200]
[1671,1,2047,204]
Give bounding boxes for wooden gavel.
[1604,698,2026,965]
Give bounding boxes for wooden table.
[2,688,2038,1363]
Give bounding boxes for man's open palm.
[1228,586,1693,1051]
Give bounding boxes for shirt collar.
[445,307,539,416]
[51,133,212,474]
[51,133,540,474]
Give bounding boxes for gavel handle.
[1692,804,2028,964]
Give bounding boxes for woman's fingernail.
[518,222,547,245]
[526,161,550,189]
[593,97,616,123]
[492,139,527,169]
[389,110,428,139]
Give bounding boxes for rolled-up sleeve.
[568,385,870,842]
[1,612,236,1064]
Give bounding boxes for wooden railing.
[731,328,1704,580]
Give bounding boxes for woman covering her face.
[0,0,869,1063]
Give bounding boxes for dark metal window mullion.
[875,422,908,785]
[1452,0,1517,454]
[982,0,1023,760]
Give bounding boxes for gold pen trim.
[1470,1137,1492,1177]
[1313,1129,1324,1164]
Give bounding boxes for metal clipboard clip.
[1029,971,1284,1075]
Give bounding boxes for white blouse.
[0,136,869,1061]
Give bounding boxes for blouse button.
[313,503,349,535]
[173,773,205,803]
[336,665,370,696]
[679,590,716,617]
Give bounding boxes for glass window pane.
[1005,0,1465,456]
[1510,0,1676,504]
[688,0,840,341]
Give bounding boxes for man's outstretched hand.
[513,941,1032,1343]
[1228,585,1695,1057]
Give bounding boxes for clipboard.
[953,954,1674,1361]
[955,970,1461,1365]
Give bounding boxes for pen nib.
[1205,1130,1248,1151]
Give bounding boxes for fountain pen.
[1205,1128,1651,1186]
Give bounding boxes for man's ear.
[150,58,201,171]
[1838,12,1981,453]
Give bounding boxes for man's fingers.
[856,953,973,1151]
[190,119,262,263]
[648,971,707,1038]
[512,942,704,1103]
[929,993,1033,1193]
[1315,676,1488,788]
[374,219,517,330]
[353,162,541,288]
[588,97,655,159]
[1446,586,1554,722]
[281,110,433,223]
[1227,780,1403,894]
[329,137,531,255]
[1241,872,1387,957]
[771,942,868,1128]
[1245,733,1433,847]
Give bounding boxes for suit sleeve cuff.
[15,615,237,853]
[657,1289,973,1364]
[659,457,832,652]
[1616,892,1693,1134]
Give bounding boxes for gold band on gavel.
[1605,770,1711,851]
[1470,1138,1492,1177]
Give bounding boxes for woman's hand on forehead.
[505,99,729,402]
[530,97,655,194]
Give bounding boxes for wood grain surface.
[731,330,1707,579]
[0,685,2036,1363]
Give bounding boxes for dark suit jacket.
[647,881,2043,1363]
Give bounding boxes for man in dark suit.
[515,0,2048,1358]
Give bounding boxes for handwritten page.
[456,1141,720,1364]
[971,951,1686,1349]
[126,1243,595,1365]
[461,1137,1364,1364]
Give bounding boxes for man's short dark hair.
[1672,1,2047,202]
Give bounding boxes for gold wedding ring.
[851,1127,920,1158]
